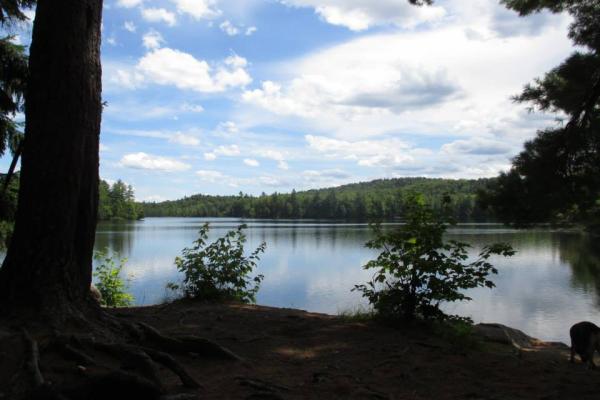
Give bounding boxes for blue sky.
[7,0,575,201]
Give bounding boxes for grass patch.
[337,306,375,323]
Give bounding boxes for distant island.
[141,177,494,221]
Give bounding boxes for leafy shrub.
[169,223,266,303]
[93,249,134,307]
[354,195,515,321]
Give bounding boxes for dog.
[570,321,600,369]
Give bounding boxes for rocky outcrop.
[474,323,569,351]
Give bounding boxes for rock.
[474,323,541,349]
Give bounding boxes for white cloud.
[220,20,239,36]
[196,170,225,182]
[305,134,414,167]
[110,128,202,148]
[241,21,572,140]
[258,176,284,187]
[441,138,513,156]
[104,101,205,121]
[120,152,191,172]
[142,30,165,49]
[216,121,239,134]
[124,21,136,32]
[170,0,221,20]
[169,132,200,146]
[116,48,251,93]
[244,158,260,167]
[117,0,143,8]
[251,148,290,169]
[203,144,241,161]
[280,0,445,31]
[181,103,204,113]
[214,144,240,156]
[256,149,285,161]
[302,169,350,179]
[100,143,109,152]
[246,26,257,36]
[141,8,177,26]
[106,35,117,46]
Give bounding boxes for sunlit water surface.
[92,218,600,343]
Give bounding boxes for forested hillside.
[142,177,493,221]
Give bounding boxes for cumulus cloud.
[124,21,136,32]
[203,144,241,160]
[220,20,239,36]
[241,22,572,139]
[104,101,204,121]
[305,134,415,167]
[117,0,143,8]
[141,8,177,26]
[170,0,221,20]
[196,170,225,182]
[441,138,513,155]
[109,128,201,147]
[214,144,240,156]
[244,158,260,167]
[216,121,239,134]
[169,132,200,146]
[280,0,445,31]
[142,30,165,49]
[302,169,350,179]
[120,152,191,172]
[246,26,257,36]
[114,49,251,93]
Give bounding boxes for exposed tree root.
[136,322,243,361]
[3,317,242,400]
[22,329,44,387]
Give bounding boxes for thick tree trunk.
[0,0,103,316]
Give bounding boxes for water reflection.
[93,218,600,343]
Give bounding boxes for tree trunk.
[0,0,103,317]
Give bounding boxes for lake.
[94,217,600,343]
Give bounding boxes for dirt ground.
[1,300,599,399]
[85,300,600,400]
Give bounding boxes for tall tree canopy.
[479,0,600,232]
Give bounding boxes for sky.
[5,0,576,201]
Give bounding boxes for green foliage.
[142,178,494,221]
[432,319,482,352]
[93,249,134,307]
[97,179,143,221]
[337,306,375,323]
[354,196,515,321]
[479,2,600,233]
[170,223,266,303]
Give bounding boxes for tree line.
[98,179,143,221]
[0,175,142,226]
[142,177,494,221]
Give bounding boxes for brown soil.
[3,300,600,399]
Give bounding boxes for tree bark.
[0,0,103,316]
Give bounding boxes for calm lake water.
[94,217,600,343]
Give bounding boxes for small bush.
[169,223,266,303]
[93,249,134,307]
[354,195,515,321]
